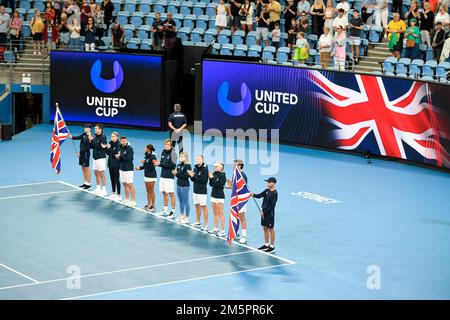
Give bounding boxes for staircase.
[355,37,391,74]
[0,40,50,85]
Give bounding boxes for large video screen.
[50,51,163,128]
[202,59,450,169]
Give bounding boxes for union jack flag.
[228,165,252,245]
[50,106,70,174]
[309,71,450,168]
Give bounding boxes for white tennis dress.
[215,4,227,28]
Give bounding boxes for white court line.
[62,263,294,300]
[0,189,78,201]
[0,181,61,189]
[57,180,296,265]
[0,262,39,284]
[0,251,254,291]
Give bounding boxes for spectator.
[335,0,350,18]
[267,0,281,31]
[111,21,124,49]
[436,0,448,12]
[293,31,309,64]
[215,0,230,33]
[239,0,254,33]
[163,12,177,51]
[318,26,332,68]
[93,4,105,43]
[324,0,335,32]
[45,2,56,24]
[43,20,58,58]
[67,0,80,23]
[80,0,91,36]
[89,0,96,14]
[151,12,164,50]
[58,13,70,49]
[333,25,347,70]
[298,12,310,34]
[332,8,349,32]
[419,2,434,47]
[361,0,375,25]
[255,4,270,46]
[349,10,363,64]
[434,5,450,33]
[297,0,311,17]
[101,0,114,31]
[287,18,298,48]
[52,0,62,25]
[69,17,81,50]
[84,16,96,51]
[404,0,420,24]
[283,0,297,33]
[432,22,446,62]
[405,18,420,59]
[440,36,450,62]
[230,0,243,33]
[30,9,44,55]
[9,10,22,57]
[0,6,10,48]
[386,12,406,59]
[270,22,281,48]
[310,0,326,36]
[374,0,388,30]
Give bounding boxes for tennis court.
[0,181,294,300]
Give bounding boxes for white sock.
[171,208,175,214]
[270,245,274,248]
[242,229,247,237]
[163,206,168,212]
[265,243,269,246]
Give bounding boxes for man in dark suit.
[432,22,446,63]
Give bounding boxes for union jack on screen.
[309,71,449,168]
[50,106,70,174]
[228,165,252,245]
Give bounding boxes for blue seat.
[172,13,184,27]
[138,25,151,40]
[308,49,318,64]
[232,30,246,45]
[220,43,234,56]
[409,59,424,78]
[131,12,144,27]
[193,2,207,16]
[141,39,152,50]
[369,26,383,43]
[168,1,181,14]
[112,0,121,14]
[280,32,288,47]
[423,60,438,77]
[155,1,168,14]
[197,15,210,30]
[126,38,141,49]
[204,28,218,44]
[16,8,27,20]
[191,28,205,43]
[206,3,217,17]
[140,0,153,15]
[117,11,130,25]
[361,24,370,40]
[262,46,276,61]
[124,0,137,12]
[436,61,450,81]
[183,14,196,29]
[383,56,398,74]
[396,58,411,76]
[248,45,262,57]
[307,34,318,49]
[4,51,15,63]
[21,22,31,38]
[246,31,257,46]
[195,42,209,47]
[182,40,194,46]
[145,13,156,26]
[34,1,45,11]
[180,1,193,16]
[276,47,291,64]
[218,29,231,45]
[421,75,434,81]
[211,43,221,54]
[360,39,369,56]
[19,0,31,10]
[208,17,216,29]
[234,44,248,56]
[123,24,135,40]
[178,27,192,42]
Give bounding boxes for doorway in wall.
[13,93,42,135]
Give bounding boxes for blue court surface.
[0,124,449,300]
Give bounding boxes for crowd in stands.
[0,0,449,68]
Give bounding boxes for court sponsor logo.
[217,81,298,116]
[366,265,381,290]
[291,191,342,204]
[66,265,81,290]
[87,60,126,118]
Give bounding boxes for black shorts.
[32,32,42,41]
[79,152,90,167]
[261,211,275,229]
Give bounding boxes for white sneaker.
[239,236,247,244]
[115,195,122,202]
[129,201,136,207]
[191,221,201,227]
[175,216,184,223]
[101,188,108,197]
[92,186,101,195]
[33,51,37,55]
[201,225,209,232]
[108,194,116,200]
[121,199,130,206]
[181,217,190,224]
[209,228,219,235]
[218,230,226,237]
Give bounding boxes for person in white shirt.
[318,26,333,68]
[435,5,450,33]
[335,0,350,15]
[374,0,388,29]
[332,8,349,32]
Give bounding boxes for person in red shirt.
[80,0,91,36]
[427,0,438,13]
[45,2,55,24]
[43,20,58,59]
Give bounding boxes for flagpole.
[56,102,78,155]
